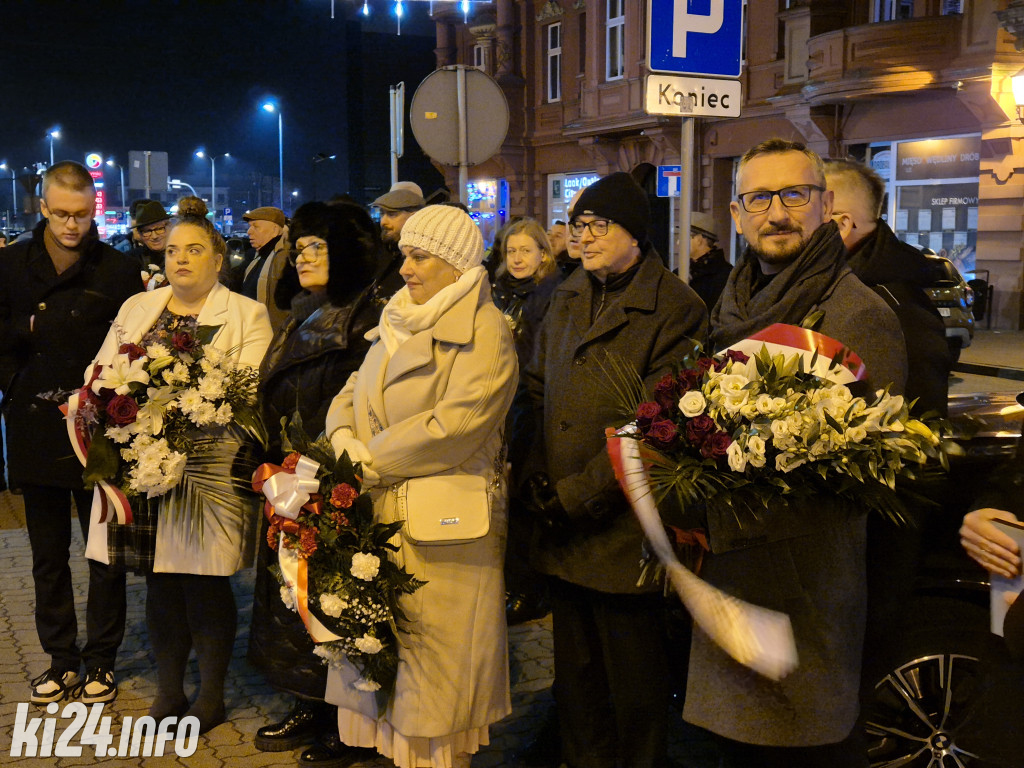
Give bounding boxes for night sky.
[1,0,443,216]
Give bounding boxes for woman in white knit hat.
[322,205,518,768]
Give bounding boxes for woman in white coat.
[322,205,518,768]
[85,214,272,732]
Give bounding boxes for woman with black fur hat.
[248,200,384,763]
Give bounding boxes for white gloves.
[330,428,379,489]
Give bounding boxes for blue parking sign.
[648,0,744,78]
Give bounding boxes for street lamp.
[0,162,17,228]
[195,150,230,226]
[1012,67,1024,122]
[261,102,284,210]
[105,158,126,212]
[47,128,60,166]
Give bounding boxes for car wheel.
[864,598,990,767]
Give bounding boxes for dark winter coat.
[689,224,908,747]
[0,221,144,489]
[524,252,707,593]
[248,290,380,698]
[689,246,732,313]
[847,219,950,415]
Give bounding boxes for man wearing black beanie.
[520,170,707,768]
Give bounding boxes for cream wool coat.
[323,276,517,742]
[83,282,272,575]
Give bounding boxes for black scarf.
[710,221,848,350]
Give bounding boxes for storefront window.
[887,135,980,275]
[466,178,508,249]
[548,172,600,226]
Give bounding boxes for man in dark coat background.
[687,210,732,311]
[522,171,707,768]
[824,158,950,415]
[0,161,144,705]
[691,139,907,766]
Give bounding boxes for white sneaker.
[30,668,81,704]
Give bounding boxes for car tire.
[863,596,990,767]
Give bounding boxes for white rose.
[776,452,807,473]
[726,441,747,472]
[350,552,381,581]
[755,394,776,415]
[747,434,766,458]
[678,390,706,418]
[845,425,867,443]
[354,634,384,655]
[717,374,750,403]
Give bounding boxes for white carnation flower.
[353,677,381,692]
[319,593,348,618]
[350,552,380,581]
[280,586,297,612]
[354,634,384,655]
[678,390,706,418]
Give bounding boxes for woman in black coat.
[248,201,383,759]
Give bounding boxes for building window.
[473,43,490,73]
[547,22,562,102]
[873,0,914,22]
[579,13,587,74]
[605,0,624,81]
[941,0,963,14]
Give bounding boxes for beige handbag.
[395,474,490,545]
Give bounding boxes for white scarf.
[377,266,485,356]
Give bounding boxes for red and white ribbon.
[726,322,866,385]
[62,389,132,525]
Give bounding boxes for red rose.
[653,373,680,410]
[171,331,199,354]
[118,343,147,362]
[281,452,301,471]
[646,418,680,450]
[330,483,358,509]
[636,401,663,427]
[695,357,715,373]
[678,368,702,392]
[701,431,733,459]
[685,414,716,446]
[105,395,139,426]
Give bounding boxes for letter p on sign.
[673,0,723,59]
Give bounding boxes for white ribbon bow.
[263,455,321,519]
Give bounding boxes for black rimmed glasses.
[736,184,825,213]
[48,209,94,224]
[569,218,614,238]
[284,241,329,266]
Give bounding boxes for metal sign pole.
[144,150,151,199]
[456,65,469,206]
[668,198,676,274]
[679,117,693,283]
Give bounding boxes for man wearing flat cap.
[687,210,732,312]
[368,181,425,307]
[238,206,289,330]
[520,171,707,768]
[131,200,171,269]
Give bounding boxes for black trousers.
[549,578,671,768]
[23,484,127,673]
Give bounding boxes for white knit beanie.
[398,205,484,273]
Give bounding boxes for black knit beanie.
[572,172,650,244]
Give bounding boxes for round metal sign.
[410,66,509,167]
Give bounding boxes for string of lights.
[330,0,493,34]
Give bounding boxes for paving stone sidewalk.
[0,519,717,768]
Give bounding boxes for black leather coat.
[248,290,380,699]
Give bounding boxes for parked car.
[923,253,975,363]
[864,391,1024,766]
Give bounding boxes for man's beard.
[381,227,399,244]
[748,224,808,268]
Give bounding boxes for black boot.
[181,575,235,734]
[255,698,332,752]
[145,574,191,721]
[299,731,377,767]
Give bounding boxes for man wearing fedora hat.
[238,206,290,330]
[130,200,171,268]
[368,181,426,307]
[687,210,732,312]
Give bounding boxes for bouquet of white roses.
[66,324,263,524]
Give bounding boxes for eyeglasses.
[569,218,614,238]
[47,209,93,224]
[736,184,824,213]
[285,241,328,266]
[140,225,167,238]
